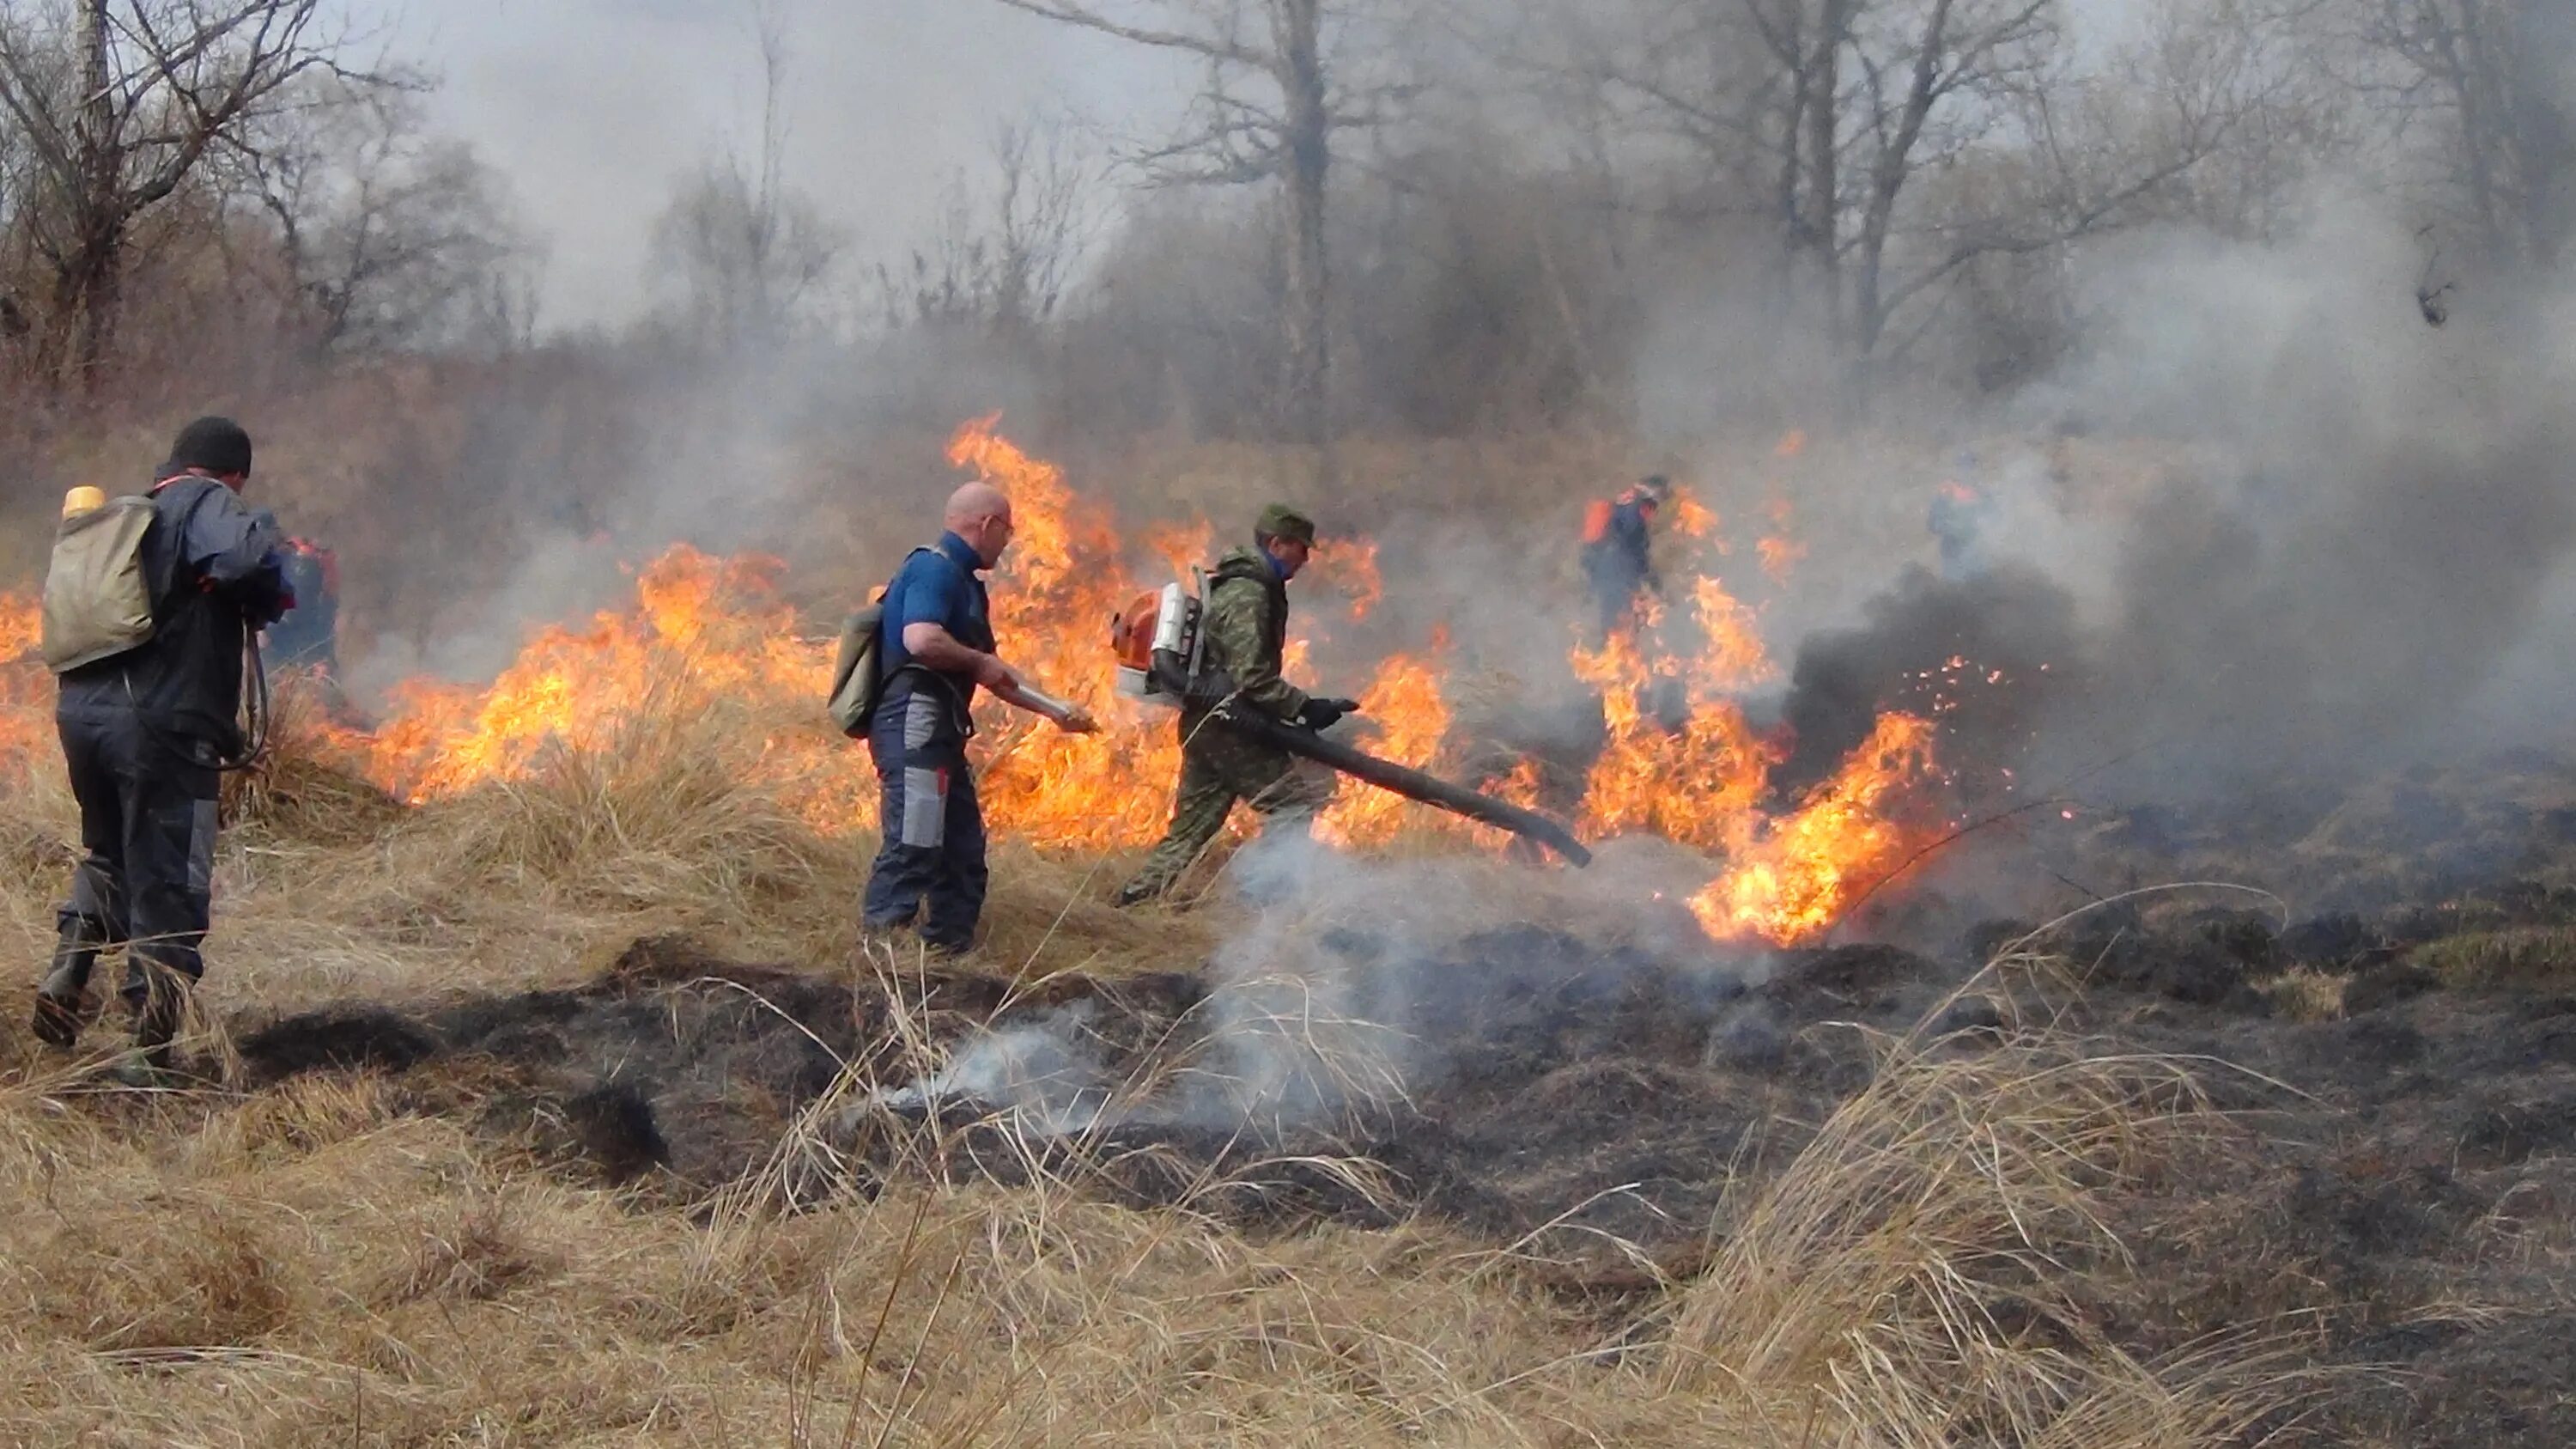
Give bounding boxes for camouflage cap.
[1255,502,1317,545]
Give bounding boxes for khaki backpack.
[43,496,165,673]
[826,596,891,738]
[827,547,943,738]
[40,481,216,675]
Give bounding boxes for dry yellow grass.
[0,696,2306,1446]
[2411,927,2576,991]
[2257,968,2349,1022]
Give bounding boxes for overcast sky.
[349,0,1188,331]
[352,0,2141,333]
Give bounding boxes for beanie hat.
[164,416,253,478]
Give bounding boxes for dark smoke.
[1774,563,2084,801]
[1771,209,2576,805]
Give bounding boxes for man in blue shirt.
[863,480,1094,953]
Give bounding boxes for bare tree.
[0,0,386,385]
[878,113,1102,337]
[648,0,844,350]
[2100,0,2357,244]
[987,0,1410,475]
[652,158,844,350]
[1551,0,2272,372]
[233,82,532,356]
[2331,0,2573,265]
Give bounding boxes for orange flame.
[0,594,36,661]
[1756,497,1806,584]
[0,421,1950,950]
[938,417,1187,850]
[1316,636,1452,849]
[1666,491,1721,545]
[1308,536,1383,621]
[1,592,48,782]
[1692,711,1940,942]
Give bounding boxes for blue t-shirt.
[879,531,996,706]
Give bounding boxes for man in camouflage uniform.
[1117,504,1358,906]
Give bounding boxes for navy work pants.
[54,710,222,1005]
[861,685,988,951]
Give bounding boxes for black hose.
[224,628,270,771]
[1212,705,1594,867]
[1151,657,1592,866]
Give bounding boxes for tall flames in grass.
[0,593,52,791]
[0,420,1947,945]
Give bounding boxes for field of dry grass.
[0,671,2320,1447]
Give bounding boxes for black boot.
[106,981,184,1088]
[31,933,100,1049]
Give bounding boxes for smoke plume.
[1772,205,2576,800]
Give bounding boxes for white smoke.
[866,1002,1113,1135]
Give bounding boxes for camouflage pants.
[1122,721,1335,903]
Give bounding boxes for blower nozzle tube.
[1154,661,1592,867]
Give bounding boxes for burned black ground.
[228,884,2576,1448]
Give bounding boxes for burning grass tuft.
[428,687,850,923]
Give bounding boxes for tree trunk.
[1275,0,1333,485]
[2429,1,2509,261]
[58,224,122,388]
[1768,0,1807,300]
[2512,0,2575,265]
[67,0,117,389]
[1805,0,1848,344]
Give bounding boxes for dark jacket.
[1583,491,1659,596]
[1195,545,1307,723]
[58,475,289,751]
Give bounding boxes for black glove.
[241,562,294,629]
[1297,697,1362,731]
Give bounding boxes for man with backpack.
[1115,504,1357,907]
[860,480,1095,955]
[32,417,291,1085]
[1580,474,1670,641]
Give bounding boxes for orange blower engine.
[1109,571,1204,705]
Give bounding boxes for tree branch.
[987,0,1274,70]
